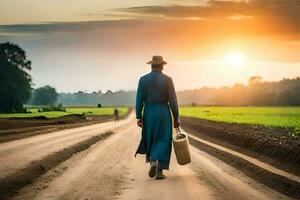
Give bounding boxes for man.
[114,108,119,122]
[135,55,180,180]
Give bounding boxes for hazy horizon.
[52,75,299,94]
[1,0,300,92]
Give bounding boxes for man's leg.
[156,160,166,180]
[148,160,157,178]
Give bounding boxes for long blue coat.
[135,70,179,170]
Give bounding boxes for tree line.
[57,90,136,106]
[177,76,300,106]
[55,77,300,107]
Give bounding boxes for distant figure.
[114,108,119,122]
[135,55,180,180]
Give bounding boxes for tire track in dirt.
[0,131,114,200]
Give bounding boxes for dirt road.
[1,114,297,199]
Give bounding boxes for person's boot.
[148,160,157,178]
[155,169,166,180]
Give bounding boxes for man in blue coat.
[135,55,180,180]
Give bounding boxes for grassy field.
[0,107,128,118]
[180,106,300,131]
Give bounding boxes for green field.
[180,107,300,131]
[0,107,128,118]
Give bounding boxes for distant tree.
[97,103,102,108]
[105,90,113,95]
[278,86,300,106]
[32,86,58,105]
[230,84,248,105]
[0,42,32,113]
[248,76,263,85]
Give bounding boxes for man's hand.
[137,119,143,127]
[174,119,180,128]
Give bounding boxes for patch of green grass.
[180,107,300,131]
[0,107,128,119]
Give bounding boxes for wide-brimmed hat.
[147,55,167,65]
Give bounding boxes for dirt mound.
[0,114,111,130]
[0,108,133,136]
[181,117,300,169]
[0,131,114,200]
[0,115,113,143]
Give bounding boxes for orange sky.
[0,0,299,92]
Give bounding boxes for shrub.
[38,104,66,112]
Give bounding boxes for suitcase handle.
[175,127,183,133]
[175,127,185,139]
[175,127,180,136]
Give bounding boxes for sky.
[0,0,300,92]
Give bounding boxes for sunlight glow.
[225,52,246,67]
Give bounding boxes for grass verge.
[180,106,300,135]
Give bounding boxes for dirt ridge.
[0,108,133,144]
[0,131,114,200]
[189,136,300,199]
[181,117,300,168]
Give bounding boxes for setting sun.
[225,52,246,67]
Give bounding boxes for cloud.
[110,0,300,31]
[0,21,113,34]
[3,0,298,35]
[1,0,300,63]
